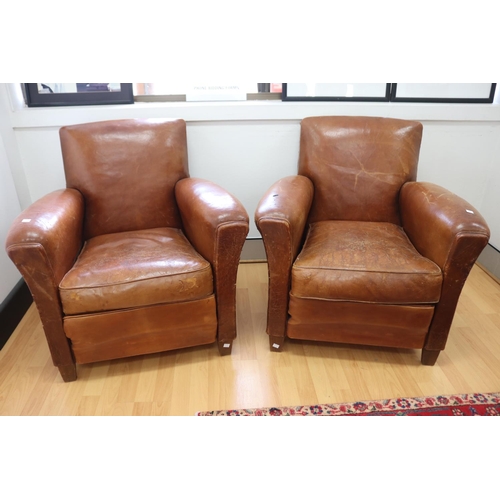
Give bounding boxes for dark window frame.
[23,83,134,107]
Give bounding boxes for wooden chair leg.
[421,348,441,366]
[58,363,77,382]
[269,335,284,352]
[218,340,233,356]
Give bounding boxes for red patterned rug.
[196,392,500,416]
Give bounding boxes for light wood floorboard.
[1,263,499,416]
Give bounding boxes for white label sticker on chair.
[223,343,231,348]
[21,219,31,223]
[272,343,280,349]
[466,210,474,214]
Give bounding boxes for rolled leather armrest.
[175,178,249,345]
[6,189,85,285]
[255,175,314,262]
[254,175,314,340]
[5,188,84,368]
[400,181,490,351]
[400,182,490,270]
[175,178,249,266]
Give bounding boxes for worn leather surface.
[400,181,490,350]
[299,116,422,225]
[60,118,189,240]
[400,182,490,269]
[5,189,84,368]
[292,221,442,304]
[176,178,249,344]
[255,116,490,360]
[65,297,217,364]
[287,298,433,349]
[6,119,249,378]
[59,227,213,315]
[176,178,249,266]
[254,175,314,339]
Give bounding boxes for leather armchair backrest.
[60,118,189,240]
[298,116,423,225]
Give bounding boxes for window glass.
[134,83,282,96]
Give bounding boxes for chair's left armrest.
[400,181,490,351]
[5,188,84,376]
[6,189,85,285]
[175,178,249,348]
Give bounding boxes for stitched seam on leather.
[64,294,216,319]
[292,266,442,276]
[289,293,438,305]
[62,291,215,315]
[59,265,213,290]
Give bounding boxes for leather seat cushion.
[291,221,442,304]
[59,227,213,315]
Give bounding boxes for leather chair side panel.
[5,189,85,381]
[258,219,295,341]
[6,244,75,374]
[175,178,250,351]
[255,175,314,346]
[400,181,490,351]
[425,233,490,351]
[213,222,249,347]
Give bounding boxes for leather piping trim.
[288,293,439,306]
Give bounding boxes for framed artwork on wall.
[23,83,134,107]
[282,83,391,101]
[390,83,497,103]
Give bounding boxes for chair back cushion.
[60,118,189,239]
[298,116,422,225]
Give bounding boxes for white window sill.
[9,99,500,129]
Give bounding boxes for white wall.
[0,135,22,303]
[3,84,500,248]
[0,85,29,302]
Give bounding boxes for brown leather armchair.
[6,118,249,381]
[255,116,490,365]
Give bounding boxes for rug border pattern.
[196,392,500,416]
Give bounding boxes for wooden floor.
[1,263,499,416]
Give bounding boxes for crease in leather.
[288,293,438,306]
[64,295,216,321]
[299,117,422,225]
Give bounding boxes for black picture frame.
[24,83,134,107]
[390,83,497,103]
[282,83,391,102]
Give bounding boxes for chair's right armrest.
[400,181,490,353]
[254,175,314,344]
[5,189,84,371]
